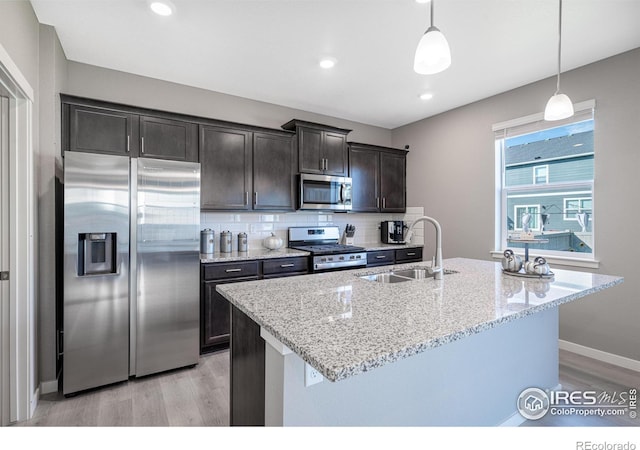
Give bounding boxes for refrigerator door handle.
[129,158,138,376]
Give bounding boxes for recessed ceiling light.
[149,0,175,16]
[573,143,584,147]
[420,93,434,100]
[319,58,336,69]
[415,0,430,3]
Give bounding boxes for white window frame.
[533,165,549,184]
[492,100,598,268]
[563,197,592,221]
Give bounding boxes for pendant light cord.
[555,0,563,94]
[430,0,434,27]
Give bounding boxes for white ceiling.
[31,0,640,129]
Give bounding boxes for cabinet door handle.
[141,136,145,154]
[245,192,249,206]
[382,197,386,209]
[254,192,258,206]
[376,255,387,259]
[57,330,64,357]
[407,252,416,256]
[126,135,130,153]
[280,264,294,268]
[324,158,328,171]
[376,197,380,209]
[225,268,242,273]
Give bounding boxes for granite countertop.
[217,257,623,382]
[359,242,423,251]
[201,243,423,263]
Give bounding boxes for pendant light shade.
[544,0,574,121]
[414,0,451,75]
[544,93,574,121]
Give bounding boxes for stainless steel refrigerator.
[62,151,200,395]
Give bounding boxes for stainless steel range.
[288,226,367,272]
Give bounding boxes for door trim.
[0,42,35,425]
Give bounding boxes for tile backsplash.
[200,206,426,250]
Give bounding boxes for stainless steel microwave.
[299,173,352,211]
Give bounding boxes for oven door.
[299,173,352,211]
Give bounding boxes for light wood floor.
[15,348,638,427]
[17,349,230,427]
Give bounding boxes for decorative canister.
[220,230,233,253]
[200,229,215,254]
[237,232,248,252]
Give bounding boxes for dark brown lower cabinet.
[201,277,258,351]
[201,257,309,354]
[201,261,260,353]
[395,247,423,264]
[366,247,424,267]
[230,305,265,426]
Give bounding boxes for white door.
[0,94,9,426]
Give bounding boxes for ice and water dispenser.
[77,232,117,276]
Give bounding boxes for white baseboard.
[40,379,58,395]
[559,340,640,372]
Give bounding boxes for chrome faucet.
[405,216,443,280]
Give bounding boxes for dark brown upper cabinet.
[348,142,407,213]
[67,103,139,157]
[252,131,296,211]
[380,150,407,212]
[63,95,197,162]
[199,125,296,211]
[200,125,253,211]
[139,115,197,162]
[349,144,380,212]
[282,119,351,176]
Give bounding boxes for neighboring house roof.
[506,131,593,166]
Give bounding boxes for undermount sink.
[359,267,459,284]
[393,268,459,279]
[359,273,412,284]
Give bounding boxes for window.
[494,100,595,258]
[533,165,548,184]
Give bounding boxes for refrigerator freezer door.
[134,158,200,377]
[63,152,130,395]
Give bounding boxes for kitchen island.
[217,257,622,426]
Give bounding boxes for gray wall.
[65,62,392,147]
[37,24,67,385]
[392,48,640,361]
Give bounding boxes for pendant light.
[544,0,574,121]
[413,0,451,75]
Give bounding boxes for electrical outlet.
[304,363,324,387]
